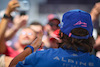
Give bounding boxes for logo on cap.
[74,21,87,27]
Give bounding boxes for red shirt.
[3,46,19,58]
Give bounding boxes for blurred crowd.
[0,0,100,67]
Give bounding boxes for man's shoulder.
[29,48,64,58]
[36,48,63,55]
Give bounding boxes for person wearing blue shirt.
[9,9,100,67]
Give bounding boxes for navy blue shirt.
[16,48,100,67]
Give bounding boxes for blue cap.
[59,9,93,39]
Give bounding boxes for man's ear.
[61,32,63,37]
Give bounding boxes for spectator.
[0,0,19,54]
[43,16,60,48]
[90,2,100,56]
[49,29,61,48]
[5,15,28,48]
[44,16,60,36]
[30,22,60,49]
[14,27,37,53]
[94,27,100,58]
[90,2,100,22]
[0,0,28,58]
[2,27,42,58]
[10,9,100,67]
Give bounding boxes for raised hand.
[13,15,28,29]
[5,0,20,16]
[31,31,43,51]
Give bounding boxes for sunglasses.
[21,31,33,35]
[48,22,59,27]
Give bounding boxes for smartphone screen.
[16,0,30,12]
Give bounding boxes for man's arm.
[0,0,19,53]
[0,18,8,53]
[5,15,28,40]
[9,31,43,67]
[90,2,100,22]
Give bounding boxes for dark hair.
[59,28,95,52]
[48,18,60,24]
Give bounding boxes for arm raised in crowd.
[0,18,9,53]
[9,31,43,67]
[5,15,28,40]
[0,0,19,53]
[90,2,100,22]
[4,0,28,40]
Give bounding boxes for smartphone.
[16,0,30,12]
[20,11,26,16]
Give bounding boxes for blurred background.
[0,0,99,25]
[1,1,100,66]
